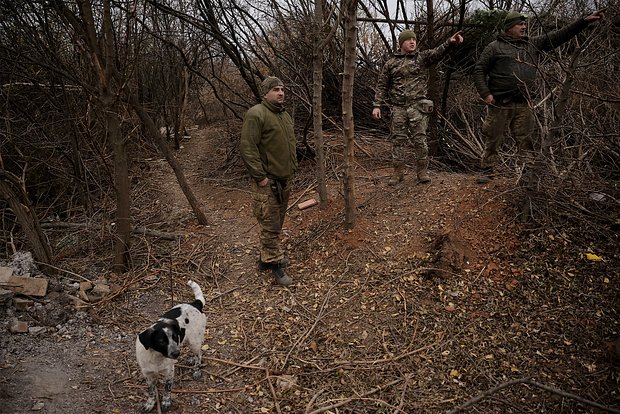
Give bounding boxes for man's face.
[506,21,527,39]
[400,38,417,54]
[265,85,285,105]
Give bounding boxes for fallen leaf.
[585,253,602,261]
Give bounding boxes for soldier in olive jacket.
[240,77,297,286]
[473,9,605,183]
[373,30,463,185]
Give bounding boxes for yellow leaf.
[585,253,602,261]
[450,369,460,377]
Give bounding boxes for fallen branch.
[448,377,620,414]
[306,377,403,414]
[40,221,184,240]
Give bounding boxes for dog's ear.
[138,328,154,350]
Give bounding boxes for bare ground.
[1,124,618,413]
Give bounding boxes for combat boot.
[258,258,289,272]
[388,163,404,186]
[272,263,292,286]
[416,159,431,183]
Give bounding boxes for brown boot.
[388,163,404,186]
[416,159,431,183]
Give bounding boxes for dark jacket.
[373,40,452,107]
[240,99,297,182]
[473,18,590,102]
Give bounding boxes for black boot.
[272,263,292,286]
[258,258,289,272]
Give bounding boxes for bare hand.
[483,95,495,105]
[372,107,382,120]
[258,177,269,187]
[585,9,605,23]
[449,31,464,44]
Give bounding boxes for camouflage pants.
[390,104,429,166]
[251,179,291,264]
[480,102,534,169]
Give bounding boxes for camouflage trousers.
[390,104,430,166]
[480,102,535,169]
[251,179,291,264]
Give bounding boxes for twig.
[305,389,326,414]
[40,221,184,240]
[306,377,403,414]
[265,368,282,414]
[32,261,91,282]
[447,377,531,414]
[447,377,620,414]
[526,379,620,414]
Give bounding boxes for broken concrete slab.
[8,319,29,333]
[0,266,12,283]
[1,275,48,297]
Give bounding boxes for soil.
[0,124,618,414]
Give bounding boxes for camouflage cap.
[261,76,284,96]
[503,11,528,31]
[398,30,417,47]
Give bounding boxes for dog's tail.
[187,280,205,312]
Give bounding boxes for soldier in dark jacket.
[373,29,463,185]
[240,77,297,286]
[473,9,605,183]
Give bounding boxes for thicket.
[0,0,618,271]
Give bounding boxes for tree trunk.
[313,0,328,207]
[341,0,358,229]
[105,103,132,273]
[425,0,440,155]
[0,170,53,271]
[128,94,209,225]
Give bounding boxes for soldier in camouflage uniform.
[240,77,298,286]
[373,30,463,185]
[473,9,605,184]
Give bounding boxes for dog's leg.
[160,368,174,412]
[141,376,157,413]
[187,341,203,380]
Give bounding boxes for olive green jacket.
[240,99,297,182]
[473,18,589,102]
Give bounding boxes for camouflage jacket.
[473,18,589,102]
[373,40,452,107]
[240,99,297,182]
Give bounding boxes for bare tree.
[341,0,358,229]
[313,1,341,207]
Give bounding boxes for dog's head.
[138,319,186,359]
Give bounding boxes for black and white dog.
[136,280,207,412]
